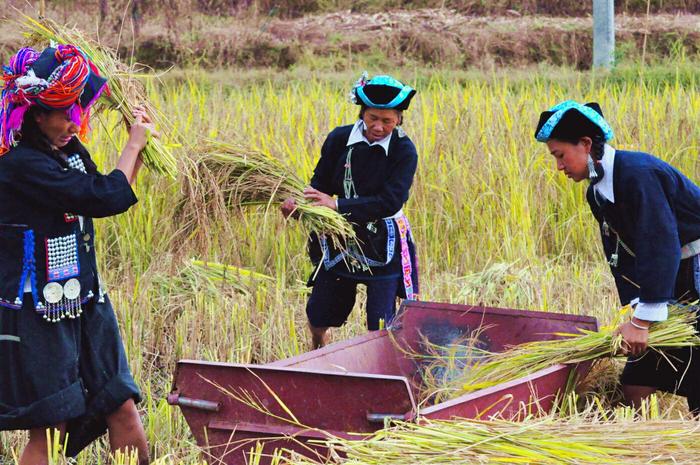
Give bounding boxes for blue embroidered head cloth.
[534,100,614,143]
[351,73,416,111]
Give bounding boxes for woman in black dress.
[0,45,155,463]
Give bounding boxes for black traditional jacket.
[310,123,418,278]
[587,150,700,306]
[0,139,137,315]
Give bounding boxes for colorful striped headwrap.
[0,44,108,154]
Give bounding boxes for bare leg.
[19,424,65,465]
[106,399,149,465]
[622,384,658,409]
[309,324,329,349]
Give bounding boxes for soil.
[1,8,699,69]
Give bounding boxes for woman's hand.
[117,106,159,184]
[281,197,300,219]
[125,106,159,153]
[303,187,336,210]
[614,319,650,356]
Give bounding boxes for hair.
[358,105,404,126]
[18,105,97,173]
[19,105,53,153]
[549,110,606,161]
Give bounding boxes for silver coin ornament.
[63,278,81,300]
[42,282,64,304]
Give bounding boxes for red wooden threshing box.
[168,300,598,464]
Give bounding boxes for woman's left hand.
[303,187,337,210]
[126,106,159,153]
[614,320,650,356]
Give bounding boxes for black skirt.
[0,294,141,455]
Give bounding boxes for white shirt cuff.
[633,301,668,322]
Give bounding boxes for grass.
[2,63,700,462]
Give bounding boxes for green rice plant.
[21,16,179,178]
[45,428,66,465]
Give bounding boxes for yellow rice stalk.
[189,259,274,284]
[184,259,274,296]
[236,391,700,465]
[198,140,356,248]
[150,258,272,297]
[265,417,700,465]
[425,305,699,400]
[21,15,179,178]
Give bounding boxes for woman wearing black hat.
[0,46,153,463]
[535,100,700,412]
[282,73,419,348]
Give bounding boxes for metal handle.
[366,413,406,423]
[167,393,220,412]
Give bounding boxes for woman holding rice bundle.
[282,73,420,349]
[534,100,700,412]
[0,45,154,463]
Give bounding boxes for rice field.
[2,65,700,463]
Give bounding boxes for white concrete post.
[593,0,615,68]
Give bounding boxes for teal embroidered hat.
[535,100,614,143]
[351,73,416,110]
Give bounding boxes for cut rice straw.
[157,258,276,297]
[197,140,356,249]
[20,15,179,178]
[268,416,700,465]
[233,379,700,465]
[423,304,700,402]
[189,259,275,285]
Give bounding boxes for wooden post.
[132,0,142,38]
[593,0,615,68]
[100,0,109,25]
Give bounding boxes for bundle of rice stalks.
[155,259,275,297]
[424,305,699,401]
[21,16,179,178]
[196,140,356,248]
[267,415,700,465]
[189,259,275,285]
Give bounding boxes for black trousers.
[620,256,700,412]
[306,268,402,330]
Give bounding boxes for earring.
[587,154,598,180]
